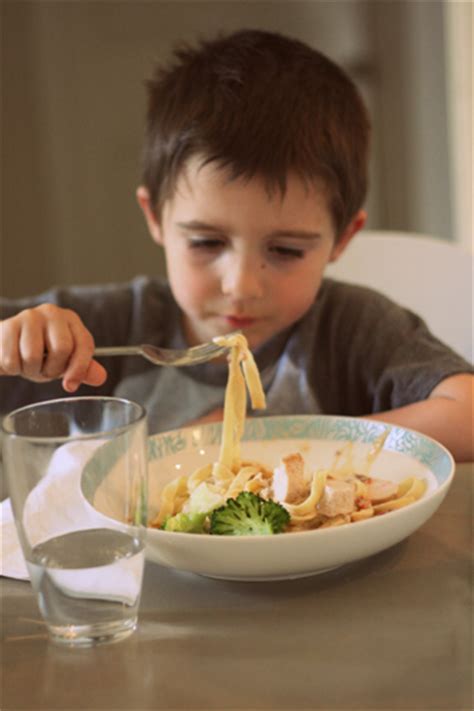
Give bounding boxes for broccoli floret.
[209,492,290,536]
[163,511,208,533]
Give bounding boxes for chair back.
[326,230,473,363]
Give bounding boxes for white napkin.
[1,497,29,579]
[0,441,144,604]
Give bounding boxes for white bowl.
[84,415,455,581]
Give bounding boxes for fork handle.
[94,346,142,357]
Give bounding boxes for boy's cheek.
[169,269,212,310]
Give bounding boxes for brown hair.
[141,29,370,238]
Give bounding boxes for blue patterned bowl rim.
[147,415,454,485]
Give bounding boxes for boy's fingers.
[1,307,106,389]
[18,312,46,379]
[42,320,75,379]
[0,319,22,376]
[62,360,107,392]
[62,316,106,391]
[84,360,108,387]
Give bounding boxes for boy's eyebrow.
[177,220,225,233]
[176,220,322,240]
[268,229,322,241]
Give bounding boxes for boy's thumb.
[83,359,108,387]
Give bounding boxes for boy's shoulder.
[308,277,443,353]
[59,274,171,302]
[0,274,172,306]
[310,278,472,369]
[0,275,175,331]
[317,277,405,320]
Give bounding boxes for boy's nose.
[221,254,265,301]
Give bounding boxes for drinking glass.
[2,396,148,647]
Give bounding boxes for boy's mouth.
[224,315,257,329]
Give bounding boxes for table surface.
[2,462,472,711]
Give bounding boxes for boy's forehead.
[161,156,335,237]
[172,155,330,208]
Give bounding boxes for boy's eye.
[269,245,305,260]
[188,237,225,251]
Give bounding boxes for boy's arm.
[367,373,474,462]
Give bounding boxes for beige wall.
[371,1,453,244]
[444,0,473,252]
[1,1,455,298]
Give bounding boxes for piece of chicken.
[318,476,356,517]
[272,453,310,504]
[366,477,399,504]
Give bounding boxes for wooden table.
[2,463,472,710]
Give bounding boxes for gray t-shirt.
[1,276,471,433]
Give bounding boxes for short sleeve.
[309,280,473,416]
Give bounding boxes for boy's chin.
[184,316,280,351]
[225,328,272,353]
[221,321,286,352]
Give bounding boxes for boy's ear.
[329,210,367,262]
[136,186,163,245]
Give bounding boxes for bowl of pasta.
[136,414,453,580]
[83,336,455,581]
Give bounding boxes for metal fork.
[94,336,235,367]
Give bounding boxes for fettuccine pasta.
[150,333,267,527]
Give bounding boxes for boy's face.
[138,158,365,350]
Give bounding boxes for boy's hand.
[0,304,107,392]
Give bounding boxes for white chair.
[326,230,473,363]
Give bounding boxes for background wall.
[1,0,471,298]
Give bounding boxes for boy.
[1,30,472,460]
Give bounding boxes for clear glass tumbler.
[2,396,148,647]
